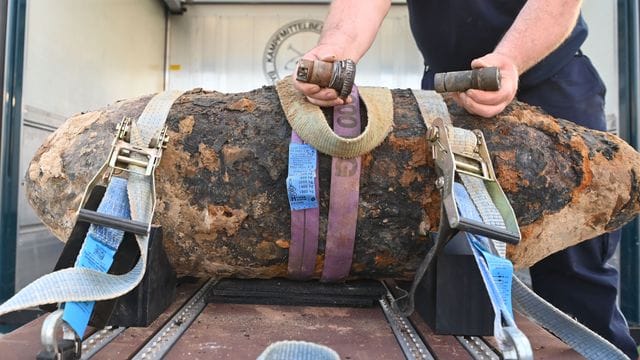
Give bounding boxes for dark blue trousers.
[519,53,638,359]
[422,53,638,358]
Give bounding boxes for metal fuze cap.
[296,58,356,100]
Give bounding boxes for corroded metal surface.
[0,316,48,360]
[24,86,640,278]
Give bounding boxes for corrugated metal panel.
[167,4,423,92]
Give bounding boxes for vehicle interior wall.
[16,0,166,290]
[166,3,423,92]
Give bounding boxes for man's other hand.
[292,45,353,107]
[452,53,519,118]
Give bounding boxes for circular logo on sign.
[263,19,323,84]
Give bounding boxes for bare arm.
[293,0,391,107]
[496,0,583,74]
[458,0,583,117]
[317,0,391,62]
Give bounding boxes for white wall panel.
[17,0,166,290]
[23,0,166,116]
[582,0,620,132]
[167,4,423,92]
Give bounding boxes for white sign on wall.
[262,19,323,83]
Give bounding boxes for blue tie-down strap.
[62,177,130,337]
[453,182,514,319]
[454,183,632,359]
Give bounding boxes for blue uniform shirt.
[407,3,640,359]
[406,0,588,88]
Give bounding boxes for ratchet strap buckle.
[107,117,168,177]
[75,117,168,235]
[429,117,520,245]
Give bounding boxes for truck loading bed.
[0,277,581,360]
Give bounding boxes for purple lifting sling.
[287,86,362,281]
[321,86,362,282]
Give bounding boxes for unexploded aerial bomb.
[25,86,640,279]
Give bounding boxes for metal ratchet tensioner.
[37,118,170,360]
[76,117,169,236]
[428,118,521,244]
[438,120,529,359]
[391,118,520,311]
[391,86,530,358]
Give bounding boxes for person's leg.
[530,232,639,357]
[519,52,638,358]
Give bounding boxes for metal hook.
[39,309,81,360]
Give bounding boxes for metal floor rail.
[0,278,580,360]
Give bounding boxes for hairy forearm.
[495,0,583,74]
[318,0,391,62]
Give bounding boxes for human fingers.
[465,88,510,105]
[306,96,345,107]
[293,81,321,95]
[464,87,511,106]
[470,53,519,95]
[310,87,341,101]
[291,46,342,99]
[453,92,506,118]
[463,53,519,115]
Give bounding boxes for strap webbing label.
[286,143,318,210]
